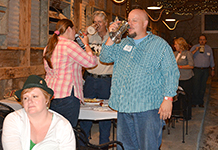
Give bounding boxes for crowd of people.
[1,6,215,150]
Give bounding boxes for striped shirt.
[44,36,97,101]
[100,32,180,113]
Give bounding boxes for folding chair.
[167,86,189,143]
[74,126,124,150]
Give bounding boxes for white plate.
[84,102,100,106]
[93,107,112,111]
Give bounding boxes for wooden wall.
[0,0,173,99]
[0,0,128,99]
[168,14,218,77]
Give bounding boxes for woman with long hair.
[43,19,97,127]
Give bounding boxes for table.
[79,100,117,144]
[79,100,117,120]
[0,99,117,120]
[0,98,22,110]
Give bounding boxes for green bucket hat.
[15,75,54,100]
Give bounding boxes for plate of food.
[84,98,103,105]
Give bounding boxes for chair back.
[73,127,125,150]
[0,103,14,150]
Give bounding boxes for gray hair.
[92,11,108,23]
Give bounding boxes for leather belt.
[194,67,209,69]
[87,72,112,78]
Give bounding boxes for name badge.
[181,55,186,59]
[207,52,210,56]
[123,45,132,52]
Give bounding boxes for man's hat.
[15,75,54,100]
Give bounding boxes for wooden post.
[19,0,31,67]
[0,0,8,49]
[40,0,49,47]
[73,0,81,31]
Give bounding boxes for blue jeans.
[80,120,112,144]
[50,88,80,127]
[80,75,112,144]
[192,68,209,105]
[117,109,164,150]
[83,75,111,99]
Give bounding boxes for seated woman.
[2,75,75,150]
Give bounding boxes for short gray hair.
[92,11,108,23]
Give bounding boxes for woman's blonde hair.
[43,19,74,69]
[174,37,189,51]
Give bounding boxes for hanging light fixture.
[165,18,176,22]
[145,9,165,22]
[147,5,162,10]
[162,20,180,31]
[145,1,197,30]
[145,2,165,22]
[112,0,126,4]
[162,13,194,30]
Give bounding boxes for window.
[202,13,218,33]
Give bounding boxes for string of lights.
[146,0,218,30]
[157,0,218,15]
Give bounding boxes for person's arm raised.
[81,35,93,55]
[105,21,121,46]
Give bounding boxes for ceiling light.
[162,20,179,30]
[165,18,176,21]
[147,6,162,10]
[112,0,126,4]
[145,9,165,22]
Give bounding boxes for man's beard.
[128,32,137,38]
